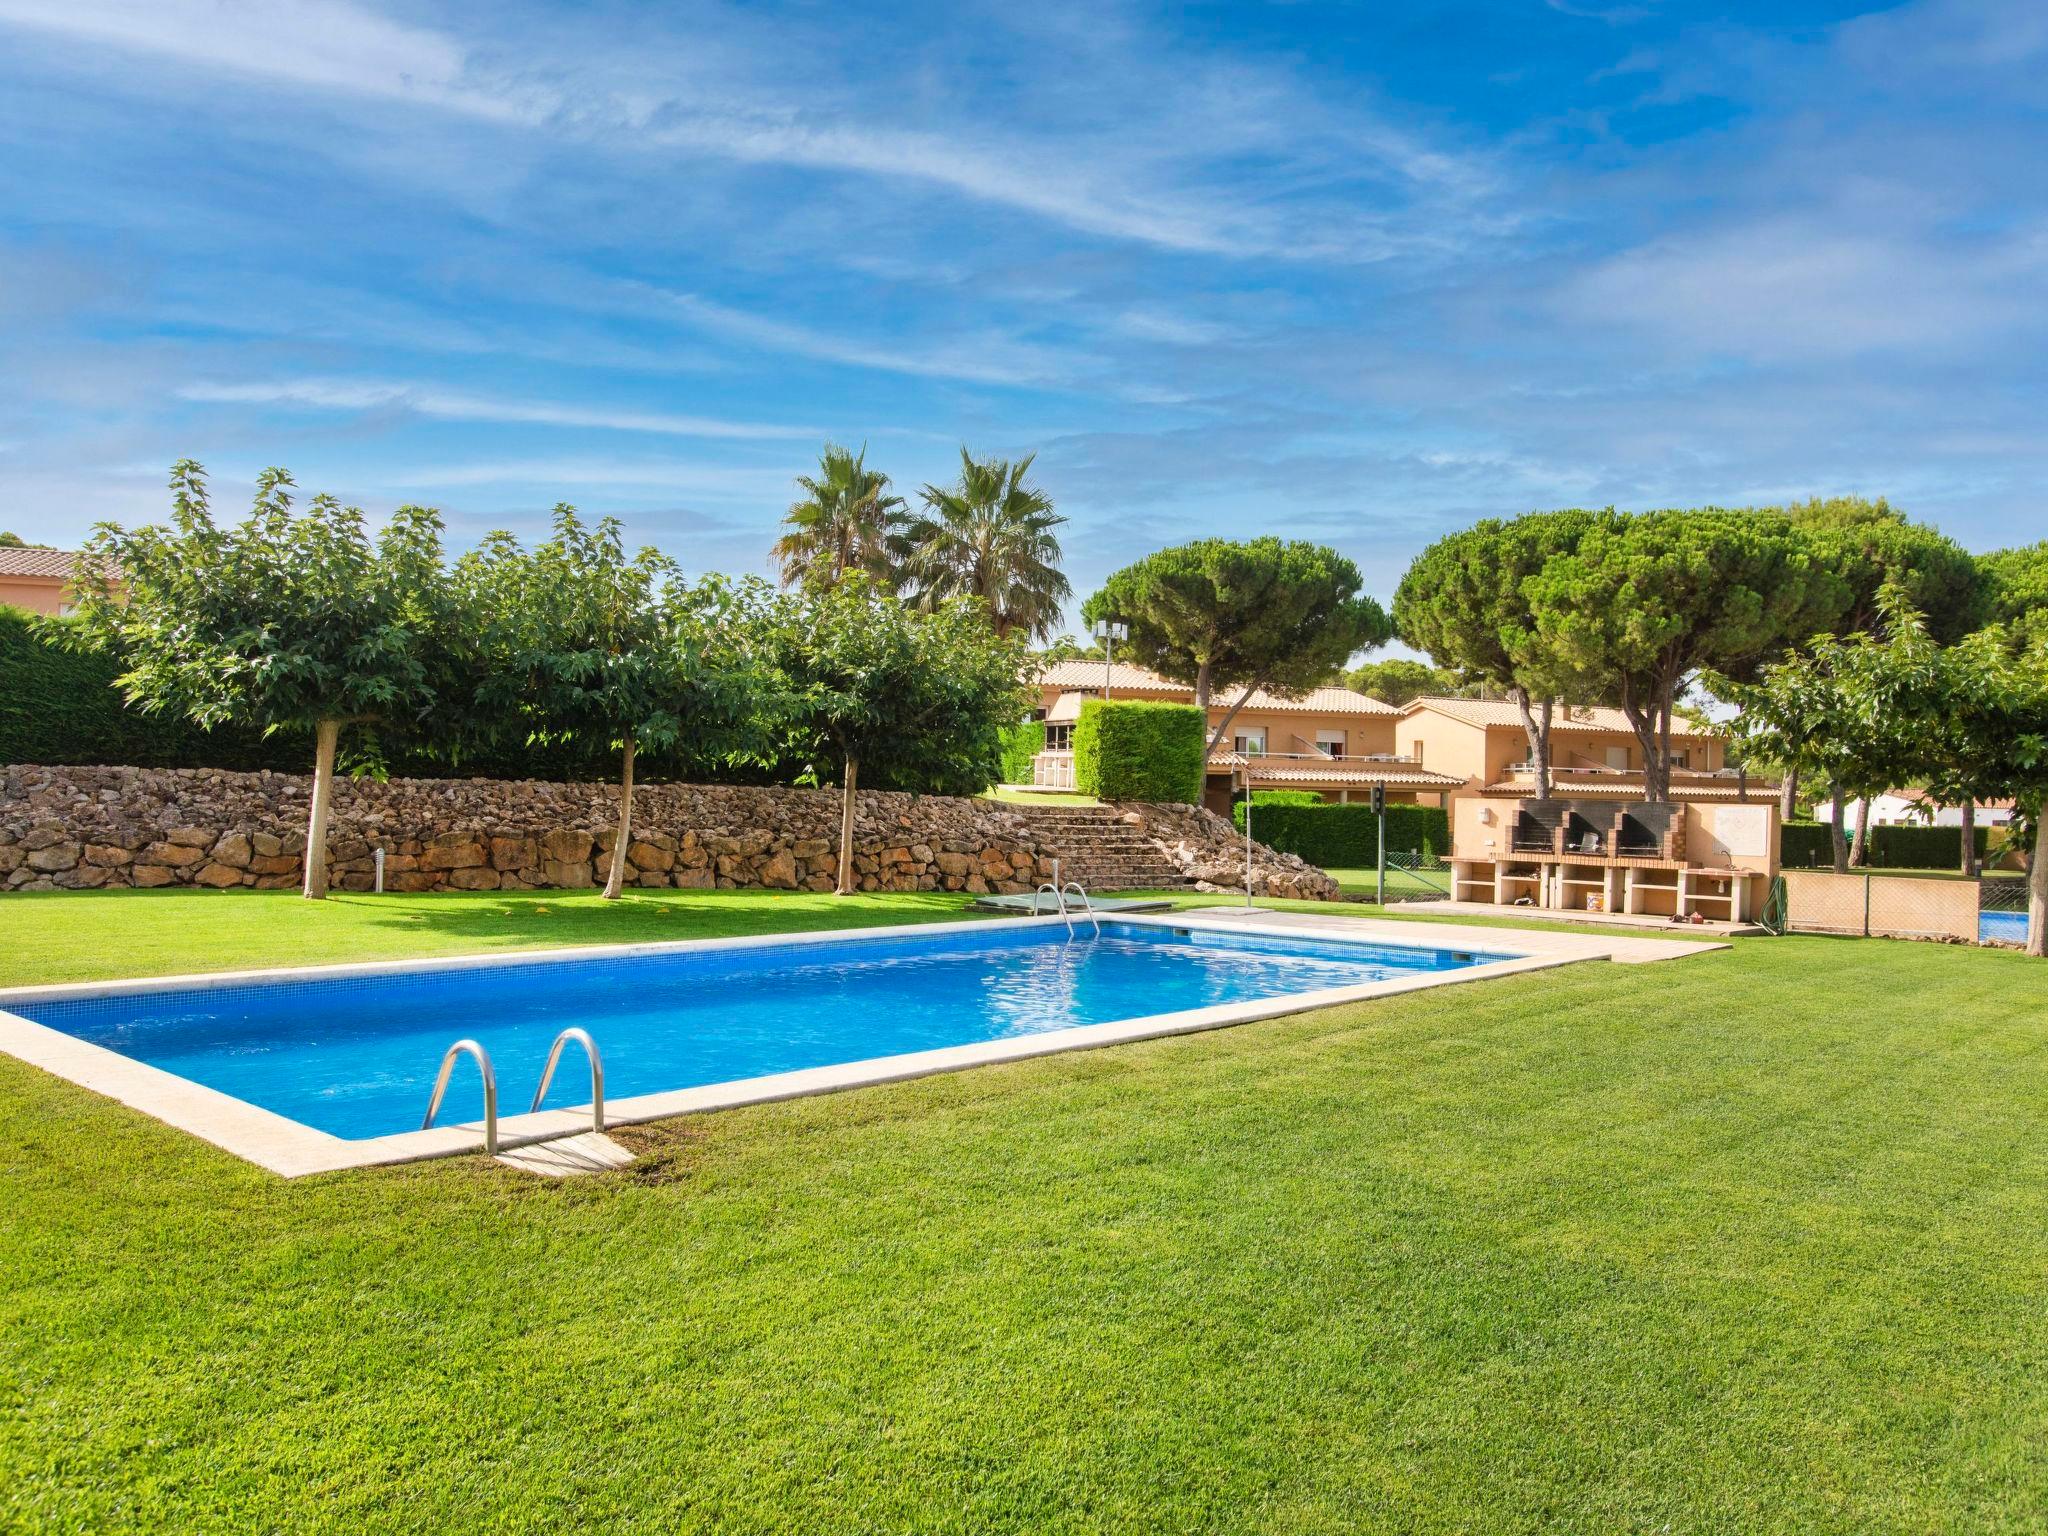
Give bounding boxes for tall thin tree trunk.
[2027,834,2045,959]
[1829,783,1850,874]
[602,734,636,901]
[1959,799,1978,878]
[1850,795,1870,868]
[1779,765,1799,824]
[1508,688,1552,798]
[835,752,860,896]
[1619,681,1668,804]
[303,718,341,900]
[1193,657,1212,714]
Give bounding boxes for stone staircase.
[1015,805,1194,891]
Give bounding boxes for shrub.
[1779,818,1991,869]
[1074,700,1205,803]
[1230,800,1451,868]
[1248,790,1324,808]
[999,720,1046,784]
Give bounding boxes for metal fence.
[1382,851,1452,903]
[1780,868,2027,945]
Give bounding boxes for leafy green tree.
[1394,511,1602,797]
[1788,497,1982,639]
[900,450,1071,641]
[64,461,467,899]
[1979,541,2048,633]
[1083,538,1391,755]
[0,531,43,548]
[1928,622,2048,954]
[1528,509,1846,803]
[1342,658,1465,707]
[767,579,1027,893]
[1713,592,1931,874]
[461,509,776,900]
[772,443,907,593]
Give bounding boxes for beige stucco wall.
[0,578,65,615]
[1686,801,1778,875]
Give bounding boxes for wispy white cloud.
[658,291,1091,387]
[177,378,822,440]
[0,0,1497,261]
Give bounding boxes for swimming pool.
[1979,910,2032,945]
[0,915,1533,1172]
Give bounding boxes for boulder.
[26,843,81,873]
[193,862,245,887]
[211,831,253,869]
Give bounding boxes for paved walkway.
[1406,899,1762,937]
[1183,905,1730,965]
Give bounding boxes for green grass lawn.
[983,785,1105,807]
[3,894,2046,1530]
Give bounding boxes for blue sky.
[2,0,2044,624]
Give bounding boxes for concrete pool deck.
[0,909,1724,1178]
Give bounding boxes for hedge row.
[1780,819,1994,869]
[1074,699,1205,804]
[0,608,750,783]
[999,720,1045,785]
[1230,800,1451,868]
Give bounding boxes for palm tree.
[772,444,907,591]
[900,449,1072,641]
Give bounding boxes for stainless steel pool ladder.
[421,1038,498,1154]
[1061,881,1102,937]
[530,1026,605,1133]
[1032,881,1100,937]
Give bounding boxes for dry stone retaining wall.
[0,765,1338,900]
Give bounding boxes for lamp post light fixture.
[1091,619,1128,701]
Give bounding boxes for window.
[1234,727,1267,756]
[1044,724,1073,751]
[1411,738,1425,765]
[1605,746,1629,770]
[1667,749,1690,769]
[1314,730,1345,758]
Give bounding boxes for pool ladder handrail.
[1061,880,1102,937]
[1033,882,1074,934]
[529,1026,606,1133]
[421,1038,498,1153]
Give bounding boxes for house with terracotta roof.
[1395,695,1759,804]
[0,546,88,616]
[1028,661,1466,813]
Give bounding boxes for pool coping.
[0,911,1587,1177]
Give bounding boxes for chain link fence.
[1381,851,1452,903]
[1780,868,2029,945]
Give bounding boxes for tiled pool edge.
[0,911,1577,1177]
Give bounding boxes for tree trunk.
[835,752,859,896]
[1507,687,1552,798]
[1205,683,1264,757]
[1829,783,1849,874]
[601,734,636,901]
[1778,765,1798,824]
[1193,657,1212,714]
[1850,795,1870,868]
[302,718,341,900]
[2028,833,2046,958]
[1959,799,1978,878]
[1617,682,1669,804]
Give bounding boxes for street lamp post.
[1091,619,1127,701]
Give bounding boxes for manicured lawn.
[983,786,1105,806]
[2,897,2046,1530]
[0,887,991,988]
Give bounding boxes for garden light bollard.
[373,847,385,894]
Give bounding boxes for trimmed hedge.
[1,608,709,782]
[1780,819,1993,869]
[999,720,1045,785]
[1230,800,1451,868]
[1074,699,1205,804]
[0,608,308,772]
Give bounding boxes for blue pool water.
[7,921,1504,1141]
[1980,910,2031,945]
